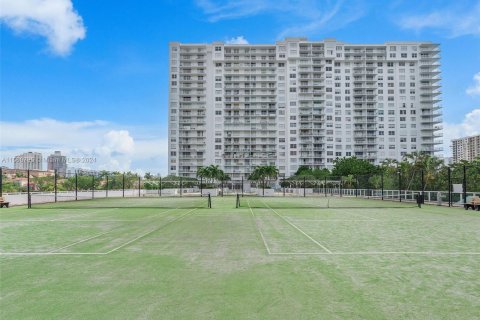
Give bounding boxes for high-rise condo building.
[47,151,67,177]
[14,152,43,171]
[452,134,480,162]
[168,38,442,180]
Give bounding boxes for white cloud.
[0,0,86,56]
[443,108,480,156]
[195,0,365,38]
[466,72,480,96]
[225,36,249,44]
[0,118,168,175]
[399,2,480,37]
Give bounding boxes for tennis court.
[1,196,479,319]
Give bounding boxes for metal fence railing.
[0,164,479,208]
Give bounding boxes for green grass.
[1,196,479,319]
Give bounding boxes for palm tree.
[249,165,279,196]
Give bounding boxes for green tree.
[331,157,378,177]
[144,172,153,180]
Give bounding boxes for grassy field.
[1,196,479,319]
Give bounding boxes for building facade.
[452,135,480,162]
[47,151,67,177]
[14,152,43,171]
[168,38,442,180]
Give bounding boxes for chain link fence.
[1,164,479,208]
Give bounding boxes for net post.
[463,165,467,206]
[27,169,31,208]
[0,167,2,198]
[138,176,141,198]
[262,178,265,197]
[180,176,183,197]
[122,173,125,198]
[75,171,78,201]
[200,177,203,197]
[303,177,306,197]
[381,171,384,201]
[236,193,240,208]
[92,174,95,199]
[208,193,211,208]
[221,179,224,197]
[448,167,451,207]
[283,175,285,197]
[106,175,109,198]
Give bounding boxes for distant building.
[14,152,43,170]
[0,168,54,179]
[66,167,99,177]
[47,151,67,177]
[452,134,480,162]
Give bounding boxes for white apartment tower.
[168,38,442,180]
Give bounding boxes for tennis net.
[236,194,418,209]
[30,194,211,209]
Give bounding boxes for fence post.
[122,173,125,198]
[27,169,31,208]
[159,176,162,197]
[92,175,95,199]
[381,171,384,201]
[303,177,306,197]
[324,177,327,197]
[0,167,2,197]
[75,171,78,201]
[106,175,109,198]
[200,177,203,197]
[421,169,425,204]
[221,179,224,197]
[463,165,467,206]
[138,176,141,198]
[448,167,451,207]
[283,175,285,197]
[355,177,358,197]
[241,176,244,197]
[54,170,57,202]
[398,170,402,202]
[339,177,343,197]
[180,176,183,197]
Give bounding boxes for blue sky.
[1,0,480,174]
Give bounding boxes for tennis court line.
[247,200,272,255]
[286,218,377,222]
[0,219,143,222]
[268,251,480,256]
[261,201,332,254]
[0,208,192,256]
[104,207,198,254]
[0,252,108,256]
[49,230,116,253]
